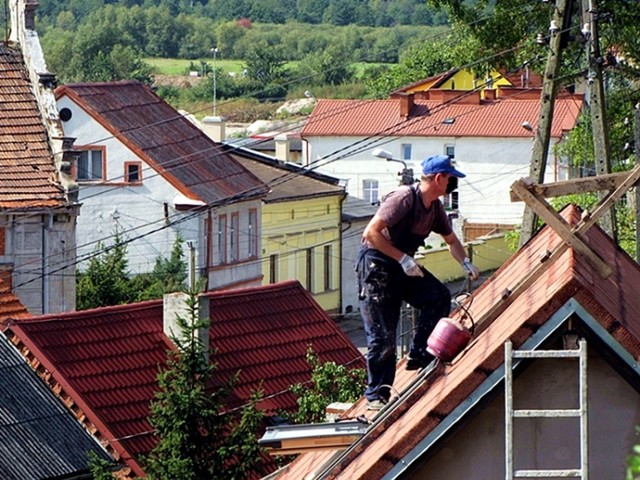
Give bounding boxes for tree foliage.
[289,346,365,424]
[145,285,264,480]
[131,235,189,301]
[76,230,134,310]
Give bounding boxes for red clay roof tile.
[301,92,582,139]
[7,280,364,477]
[277,204,640,479]
[0,44,65,209]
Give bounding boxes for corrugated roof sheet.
[0,333,111,480]
[55,81,269,205]
[301,92,582,139]
[277,204,640,479]
[0,43,65,209]
[8,280,364,477]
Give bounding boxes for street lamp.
[210,47,219,116]
[372,148,414,185]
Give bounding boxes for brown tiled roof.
[301,93,582,139]
[0,43,65,209]
[7,280,364,477]
[226,147,345,203]
[276,204,640,479]
[0,278,30,321]
[55,81,269,205]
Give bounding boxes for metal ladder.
[504,339,588,479]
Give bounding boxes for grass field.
[145,57,245,75]
[145,57,387,78]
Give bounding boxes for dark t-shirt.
[363,185,453,251]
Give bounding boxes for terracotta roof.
[224,146,345,203]
[55,81,269,205]
[276,204,640,479]
[0,43,65,209]
[0,278,31,321]
[6,280,364,476]
[301,92,582,139]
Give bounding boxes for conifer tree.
[145,285,264,480]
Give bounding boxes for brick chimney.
[202,116,226,143]
[398,92,415,118]
[275,134,290,162]
[163,292,210,363]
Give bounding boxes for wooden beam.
[511,181,612,277]
[509,171,638,202]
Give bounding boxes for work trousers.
[356,248,451,401]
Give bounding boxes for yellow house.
[392,66,541,98]
[230,149,346,313]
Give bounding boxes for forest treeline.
[10,1,452,108]
[36,0,448,30]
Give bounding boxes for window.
[217,214,227,264]
[248,208,258,258]
[230,212,239,262]
[323,245,331,291]
[306,247,314,292]
[124,162,142,183]
[77,148,104,180]
[445,145,455,159]
[363,179,379,204]
[401,143,412,162]
[269,254,278,284]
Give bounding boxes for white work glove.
[399,254,424,277]
[461,257,480,280]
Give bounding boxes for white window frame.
[77,147,104,181]
[363,179,379,204]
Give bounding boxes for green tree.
[628,427,640,479]
[76,231,133,310]
[243,42,287,84]
[132,235,188,301]
[87,451,117,479]
[290,347,366,424]
[145,285,264,480]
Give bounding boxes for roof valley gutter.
[380,300,577,480]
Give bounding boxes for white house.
[55,81,269,291]
[301,88,583,236]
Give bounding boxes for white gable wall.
[414,352,639,479]
[57,96,263,290]
[304,135,568,226]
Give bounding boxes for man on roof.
[356,155,479,410]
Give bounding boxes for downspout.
[42,213,52,314]
[205,209,212,291]
[338,192,346,315]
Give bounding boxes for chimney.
[398,92,415,118]
[163,292,210,363]
[202,116,226,143]
[484,89,496,101]
[275,134,290,162]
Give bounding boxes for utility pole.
[519,0,573,247]
[582,0,616,241]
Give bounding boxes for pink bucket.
[427,317,474,363]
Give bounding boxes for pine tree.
[145,285,264,480]
[76,230,133,310]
